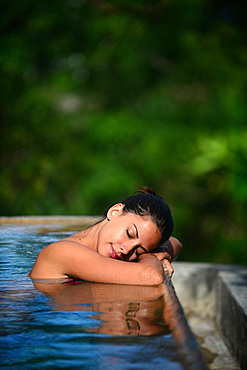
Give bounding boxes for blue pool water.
[0,223,183,369]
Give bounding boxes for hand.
[148,250,174,279]
[150,248,172,263]
[153,237,183,263]
[160,259,174,279]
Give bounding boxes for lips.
[110,244,117,259]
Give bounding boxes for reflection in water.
[32,281,171,337]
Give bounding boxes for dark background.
[1,0,246,264]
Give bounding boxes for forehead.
[121,213,161,249]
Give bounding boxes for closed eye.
[127,224,138,240]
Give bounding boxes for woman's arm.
[166,237,183,261]
[151,237,183,278]
[152,237,183,262]
[30,240,165,286]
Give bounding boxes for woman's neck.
[74,218,108,252]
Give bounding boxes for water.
[0,223,183,369]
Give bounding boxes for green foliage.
[1,0,246,264]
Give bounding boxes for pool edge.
[172,262,247,370]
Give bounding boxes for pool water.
[0,224,183,369]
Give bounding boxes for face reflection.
[97,204,161,261]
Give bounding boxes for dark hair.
[121,186,174,245]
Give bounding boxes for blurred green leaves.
[0,0,246,264]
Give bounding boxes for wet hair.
[119,186,174,245]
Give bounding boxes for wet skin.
[30,204,181,284]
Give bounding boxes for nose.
[120,241,139,255]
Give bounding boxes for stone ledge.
[0,215,102,224]
[172,262,247,370]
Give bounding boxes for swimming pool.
[0,221,205,369]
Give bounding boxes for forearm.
[61,242,165,286]
[137,254,164,285]
[168,237,183,261]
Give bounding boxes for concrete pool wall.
[172,262,247,370]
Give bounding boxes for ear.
[107,203,124,220]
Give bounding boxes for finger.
[151,252,171,262]
[162,260,174,279]
[169,264,174,278]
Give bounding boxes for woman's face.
[97,204,161,261]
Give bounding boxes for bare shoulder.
[30,239,94,279]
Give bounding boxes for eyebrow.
[133,224,139,239]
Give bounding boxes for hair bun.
[136,186,159,197]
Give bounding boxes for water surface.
[0,223,183,369]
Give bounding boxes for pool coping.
[172,262,247,370]
[0,215,102,224]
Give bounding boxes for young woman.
[30,188,182,285]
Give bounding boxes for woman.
[30,187,182,285]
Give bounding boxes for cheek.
[105,223,126,243]
[113,226,126,242]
